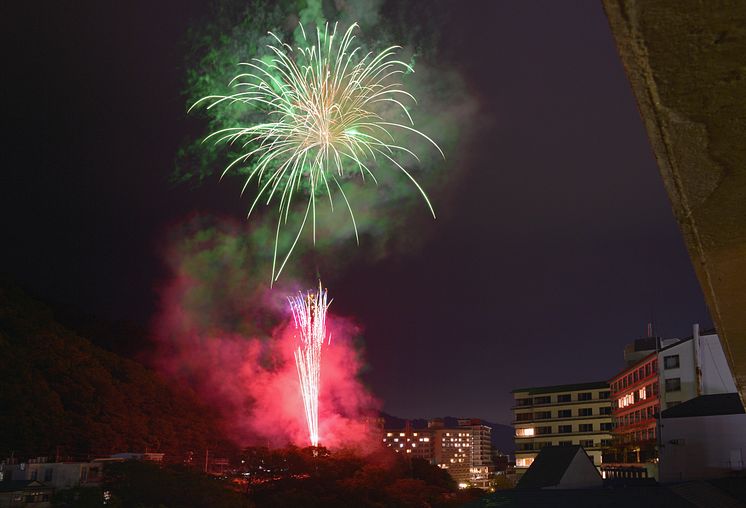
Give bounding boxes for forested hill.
[0,283,232,461]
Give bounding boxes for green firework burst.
[190,22,443,282]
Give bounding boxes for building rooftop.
[0,480,50,493]
[661,393,745,419]
[517,446,581,489]
[517,445,601,490]
[465,484,702,507]
[512,381,608,394]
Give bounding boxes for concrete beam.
[602,1,746,404]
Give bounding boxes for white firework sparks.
[191,22,443,282]
[288,283,330,447]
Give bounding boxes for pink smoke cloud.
[150,215,380,451]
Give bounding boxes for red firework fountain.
[288,283,330,447]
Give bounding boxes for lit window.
[386,432,393,437]
[423,438,429,442]
[516,428,535,437]
[516,458,534,468]
[400,433,405,437]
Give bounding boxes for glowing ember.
[288,283,331,446]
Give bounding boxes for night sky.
[3,1,711,425]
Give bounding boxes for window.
[517,443,534,451]
[645,364,651,376]
[579,423,593,432]
[558,440,573,446]
[633,370,638,382]
[516,398,533,406]
[578,408,593,417]
[579,439,594,448]
[535,411,551,420]
[537,441,552,449]
[601,439,613,447]
[638,367,644,379]
[652,359,658,372]
[516,413,533,421]
[664,355,680,369]
[578,392,592,401]
[516,458,534,468]
[665,378,681,392]
[600,391,611,399]
[534,396,551,404]
[516,428,535,437]
[599,406,611,415]
[558,425,572,434]
[44,468,53,482]
[600,422,613,431]
[558,409,572,418]
[557,394,571,403]
[536,426,552,435]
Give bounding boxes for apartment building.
[382,418,494,488]
[605,325,737,478]
[512,381,613,474]
[381,420,433,462]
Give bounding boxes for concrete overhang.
[602,1,746,405]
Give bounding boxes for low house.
[517,446,603,490]
[0,480,53,508]
[659,393,746,482]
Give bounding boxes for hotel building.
[382,418,494,488]
[604,325,737,478]
[512,381,613,474]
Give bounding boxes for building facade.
[659,393,746,482]
[605,326,737,477]
[608,350,660,468]
[382,418,494,488]
[512,381,613,474]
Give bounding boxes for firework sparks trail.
[190,22,444,282]
[288,283,331,447]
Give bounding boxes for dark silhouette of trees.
[0,283,232,460]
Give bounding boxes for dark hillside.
[0,283,232,460]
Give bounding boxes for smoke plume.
[152,216,380,451]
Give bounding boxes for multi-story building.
[607,349,660,469]
[605,325,737,478]
[382,421,434,462]
[382,418,493,488]
[512,381,613,474]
